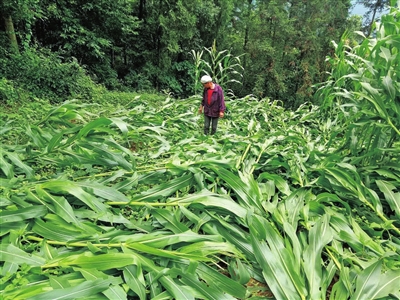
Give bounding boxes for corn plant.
[190,40,244,93]
[1,88,399,299]
[315,0,400,167]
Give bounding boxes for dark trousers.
[204,115,219,135]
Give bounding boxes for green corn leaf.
[126,242,210,261]
[146,271,164,298]
[40,180,109,212]
[177,241,242,257]
[382,74,396,99]
[0,221,27,236]
[46,131,67,153]
[216,222,254,260]
[371,269,400,299]
[27,278,114,300]
[227,258,251,285]
[249,216,306,299]
[0,205,47,223]
[376,180,400,216]
[32,219,85,242]
[127,230,221,248]
[1,261,18,277]
[77,181,131,204]
[178,190,247,218]
[6,152,34,178]
[152,208,190,233]
[356,85,388,119]
[24,125,47,148]
[0,152,14,178]
[150,291,171,300]
[35,186,80,226]
[129,174,193,203]
[283,222,302,271]
[46,252,135,270]
[110,117,130,134]
[258,172,291,196]
[211,167,263,212]
[303,214,333,300]
[188,262,247,299]
[158,276,195,300]
[249,232,301,300]
[78,141,134,171]
[379,46,395,62]
[0,244,45,266]
[102,284,127,300]
[123,265,147,300]
[179,273,234,300]
[49,276,71,289]
[76,267,126,300]
[73,117,113,140]
[351,259,382,300]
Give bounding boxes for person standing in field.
[198,75,226,135]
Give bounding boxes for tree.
[354,0,390,36]
[3,15,19,53]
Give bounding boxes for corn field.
[1,4,400,300]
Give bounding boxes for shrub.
[1,49,97,103]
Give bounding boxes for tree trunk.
[4,15,19,54]
[366,0,380,37]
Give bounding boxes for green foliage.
[0,49,97,102]
[315,3,400,165]
[0,78,22,104]
[1,0,356,103]
[190,42,244,95]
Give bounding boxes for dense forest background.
[0,0,390,108]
